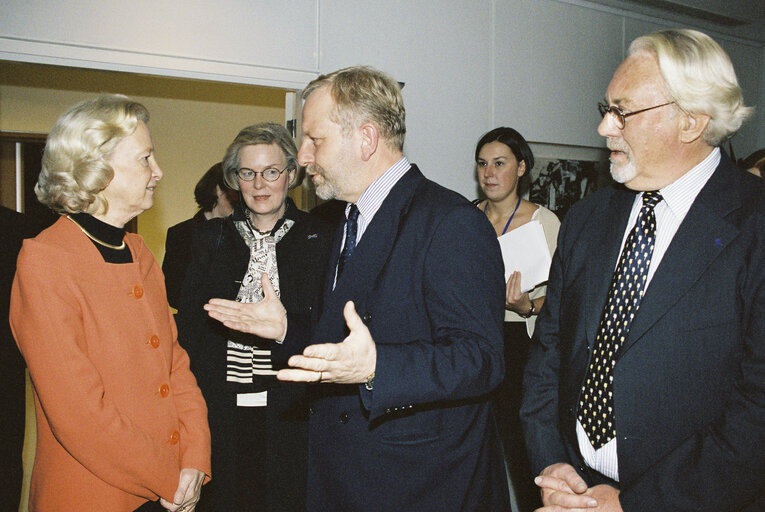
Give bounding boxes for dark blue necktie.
[337,204,359,278]
[578,190,663,449]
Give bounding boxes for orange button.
[132,285,144,298]
[149,335,160,349]
[169,430,180,445]
[159,384,170,398]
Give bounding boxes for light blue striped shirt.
[344,156,411,247]
[333,157,410,289]
[577,146,721,481]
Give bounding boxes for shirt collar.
[657,147,720,220]
[347,156,410,224]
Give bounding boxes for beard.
[610,159,638,184]
[307,165,341,200]
[607,138,638,184]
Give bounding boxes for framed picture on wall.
[526,142,612,220]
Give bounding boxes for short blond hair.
[36,94,149,214]
[629,29,752,146]
[303,66,406,151]
[221,122,302,191]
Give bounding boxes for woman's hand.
[159,468,205,511]
[505,271,533,314]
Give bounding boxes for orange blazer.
[10,217,211,512]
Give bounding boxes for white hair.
[629,29,752,146]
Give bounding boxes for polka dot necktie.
[578,191,662,449]
[337,203,359,278]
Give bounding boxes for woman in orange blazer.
[10,95,211,512]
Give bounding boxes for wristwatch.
[519,301,536,319]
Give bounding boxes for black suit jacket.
[0,207,42,508]
[162,209,206,309]
[285,165,510,512]
[521,153,765,510]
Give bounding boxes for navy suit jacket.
[285,165,510,511]
[521,153,765,511]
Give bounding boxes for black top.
[70,213,131,263]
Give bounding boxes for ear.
[678,111,710,144]
[359,123,379,162]
[517,160,527,177]
[286,166,298,187]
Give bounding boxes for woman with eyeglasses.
[175,122,334,511]
[473,126,560,512]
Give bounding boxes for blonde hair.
[221,122,302,191]
[629,29,752,146]
[36,94,149,214]
[303,66,406,151]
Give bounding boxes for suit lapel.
[584,187,636,350]
[314,166,423,341]
[619,157,742,355]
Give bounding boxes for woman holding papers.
[474,126,559,511]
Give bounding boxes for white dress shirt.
[576,147,721,481]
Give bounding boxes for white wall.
[1,0,763,199]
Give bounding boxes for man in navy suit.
[521,29,765,511]
[206,66,510,511]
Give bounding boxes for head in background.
[222,122,301,231]
[195,162,238,219]
[475,127,534,204]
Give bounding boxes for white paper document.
[497,220,552,292]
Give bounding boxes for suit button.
[159,384,170,397]
[339,412,350,424]
[169,430,180,445]
[362,312,372,323]
[132,285,144,298]
[149,335,160,349]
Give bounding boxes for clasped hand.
[159,468,205,512]
[533,463,621,512]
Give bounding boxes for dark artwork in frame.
[527,142,612,220]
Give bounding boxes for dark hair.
[475,127,534,193]
[194,162,227,211]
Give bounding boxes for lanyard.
[484,195,521,236]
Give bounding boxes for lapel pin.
[307,233,318,239]
[714,238,722,247]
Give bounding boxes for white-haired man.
[522,29,764,511]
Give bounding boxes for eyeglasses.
[598,101,675,129]
[236,166,289,182]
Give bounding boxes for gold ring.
[318,371,323,382]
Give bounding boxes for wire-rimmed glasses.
[598,101,675,129]
[236,166,289,182]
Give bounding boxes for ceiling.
[585,0,765,43]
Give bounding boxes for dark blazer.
[284,165,510,512]
[175,199,335,512]
[521,153,765,511]
[0,207,41,509]
[162,209,206,309]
